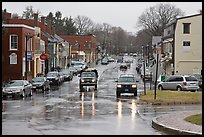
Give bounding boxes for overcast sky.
[2,2,202,33]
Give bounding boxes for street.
[2,56,201,135]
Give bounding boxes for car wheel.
[134,92,137,96]
[158,85,163,90]
[177,86,182,91]
[95,85,97,90]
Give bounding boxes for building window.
[183,23,190,34]
[183,41,190,46]
[10,34,18,50]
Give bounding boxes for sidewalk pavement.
[152,110,202,135]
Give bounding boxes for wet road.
[2,56,201,135]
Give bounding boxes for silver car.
[2,80,33,98]
[158,75,199,92]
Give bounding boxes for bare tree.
[22,5,41,19]
[137,3,184,36]
[74,15,93,35]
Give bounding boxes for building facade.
[174,13,202,75]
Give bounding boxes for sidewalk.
[152,111,202,135]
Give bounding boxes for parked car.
[107,56,115,62]
[46,71,61,85]
[192,74,202,90]
[79,71,98,92]
[101,58,109,65]
[59,71,65,83]
[119,63,128,70]
[71,61,87,70]
[140,67,152,81]
[136,63,142,73]
[115,74,139,97]
[69,66,79,76]
[60,69,73,81]
[157,75,199,92]
[2,80,33,98]
[31,77,50,92]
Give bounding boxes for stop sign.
[40,53,48,60]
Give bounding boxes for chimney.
[41,16,46,31]
[3,12,11,23]
[41,16,45,25]
[34,13,38,26]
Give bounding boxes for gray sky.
[2,2,202,33]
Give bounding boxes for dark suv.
[115,74,138,97]
[79,71,98,92]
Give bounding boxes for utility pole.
[142,45,146,95]
[154,46,159,100]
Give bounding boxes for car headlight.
[132,85,137,88]
[91,79,96,82]
[117,85,122,88]
[81,79,85,83]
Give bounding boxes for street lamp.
[25,33,40,80]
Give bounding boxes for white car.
[2,80,33,98]
[158,75,199,92]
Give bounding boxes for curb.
[152,117,202,135]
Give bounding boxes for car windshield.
[5,80,24,87]
[81,72,96,77]
[32,77,45,82]
[118,77,135,82]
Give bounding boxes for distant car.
[107,56,115,62]
[60,69,73,81]
[31,77,50,92]
[46,71,61,85]
[2,80,33,98]
[69,66,79,76]
[119,63,128,70]
[158,75,199,92]
[79,71,98,91]
[101,58,109,65]
[115,74,138,97]
[140,67,152,81]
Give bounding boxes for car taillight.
[183,81,187,85]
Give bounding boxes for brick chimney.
[34,13,38,26]
[41,16,46,31]
[2,12,11,23]
[41,16,45,25]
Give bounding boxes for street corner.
[151,113,202,135]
